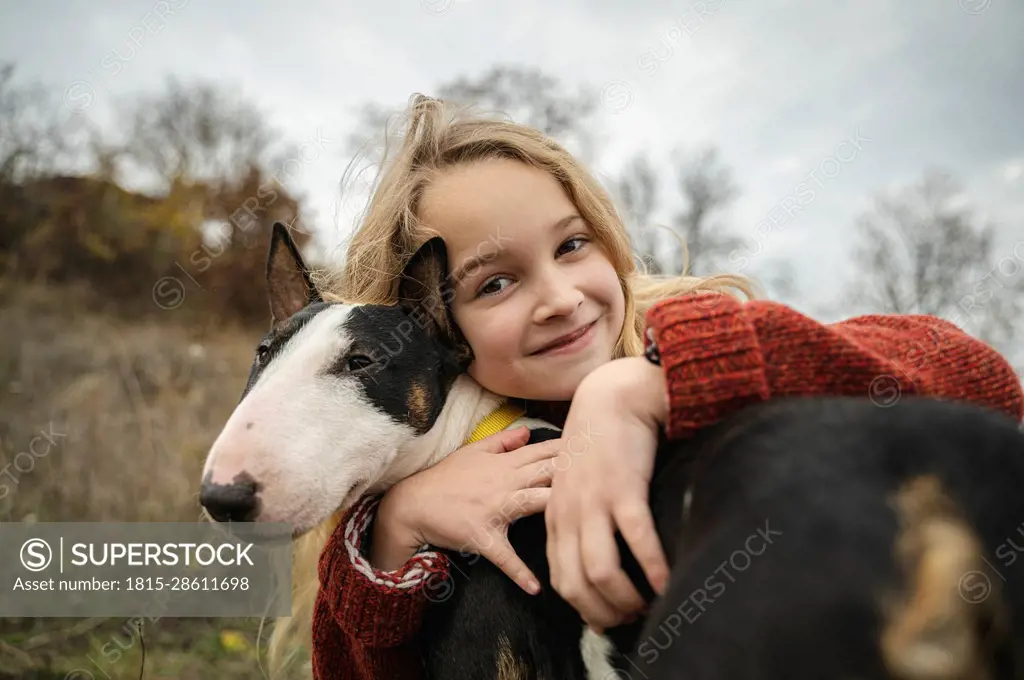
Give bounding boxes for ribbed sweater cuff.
[645,292,771,440]
[317,495,449,648]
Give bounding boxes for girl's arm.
[544,291,1023,630]
[311,495,445,680]
[645,292,1024,440]
[311,427,558,680]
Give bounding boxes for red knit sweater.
[310,292,1024,679]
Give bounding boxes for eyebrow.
[448,214,583,286]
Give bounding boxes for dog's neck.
[376,375,513,489]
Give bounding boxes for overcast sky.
[2,0,1022,324]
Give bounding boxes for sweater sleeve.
[644,292,1024,441]
[311,495,449,680]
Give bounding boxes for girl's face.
[418,158,626,401]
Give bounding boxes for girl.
[272,95,1023,679]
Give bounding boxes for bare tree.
[670,147,745,276]
[345,64,599,165]
[122,77,294,194]
[759,259,798,302]
[847,169,1023,356]
[607,147,750,277]
[616,153,662,273]
[0,63,81,187]
[0,63,91,266]
[0,63,38,186]
[117,77,308,247]
[438,65,597,154]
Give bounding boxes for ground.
[0,281,310,679]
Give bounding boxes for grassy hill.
[0,281,310,679]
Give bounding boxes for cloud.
[1,0,1020,313]
[1003,159,1023,184]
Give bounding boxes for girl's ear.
[397,236,473,366]
[266,222,322,326]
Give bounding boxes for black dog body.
[420,397,1024,680]
[625,396,1024,680]
[420,422,686,679]
[420,426,597,680]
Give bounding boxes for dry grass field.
[0,281,311,679]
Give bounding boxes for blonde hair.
[266,94,761,676]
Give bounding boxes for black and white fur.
[202,223,1024,680]
[199,224,615,676]
[200,225,546,536]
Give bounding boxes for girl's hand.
[372,426,563,595]
[546,356,671,631]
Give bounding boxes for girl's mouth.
[530,320,598,357]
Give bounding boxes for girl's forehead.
[419,159,579,254]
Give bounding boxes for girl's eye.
[473,237,589,299]
[477,276,512,298]
[557,236,589,257]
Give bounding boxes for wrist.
[611,356,669,428]
[371,485,425,570]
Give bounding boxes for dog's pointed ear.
[397,236,451,333]
[266,222,321,325]
[397,236,473,367]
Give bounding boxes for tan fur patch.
[407,380,431,431]
[881,475,1006,680]
[496,633,533,680]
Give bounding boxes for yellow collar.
[462,400,527,445]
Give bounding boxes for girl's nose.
[533,282,584,323]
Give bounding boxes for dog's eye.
[347,355,375,371]
[255,345,271,366]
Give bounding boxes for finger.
[510,438,564,466]
[550,516,620,630]
[483,531,541,595]
[478,426,531,453]
[507,487,550,519]
[614,500,670,595]
[519,459,556,488]
[580,510,646,616]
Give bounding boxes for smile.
[531,320,598,357]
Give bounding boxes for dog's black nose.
[200,480,259,522]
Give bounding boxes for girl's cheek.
[486,326,519,363]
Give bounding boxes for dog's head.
[199,223,472,536]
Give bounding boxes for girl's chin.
[484,379,576,403]
[512,377,582,403]
[472,359,600,402]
